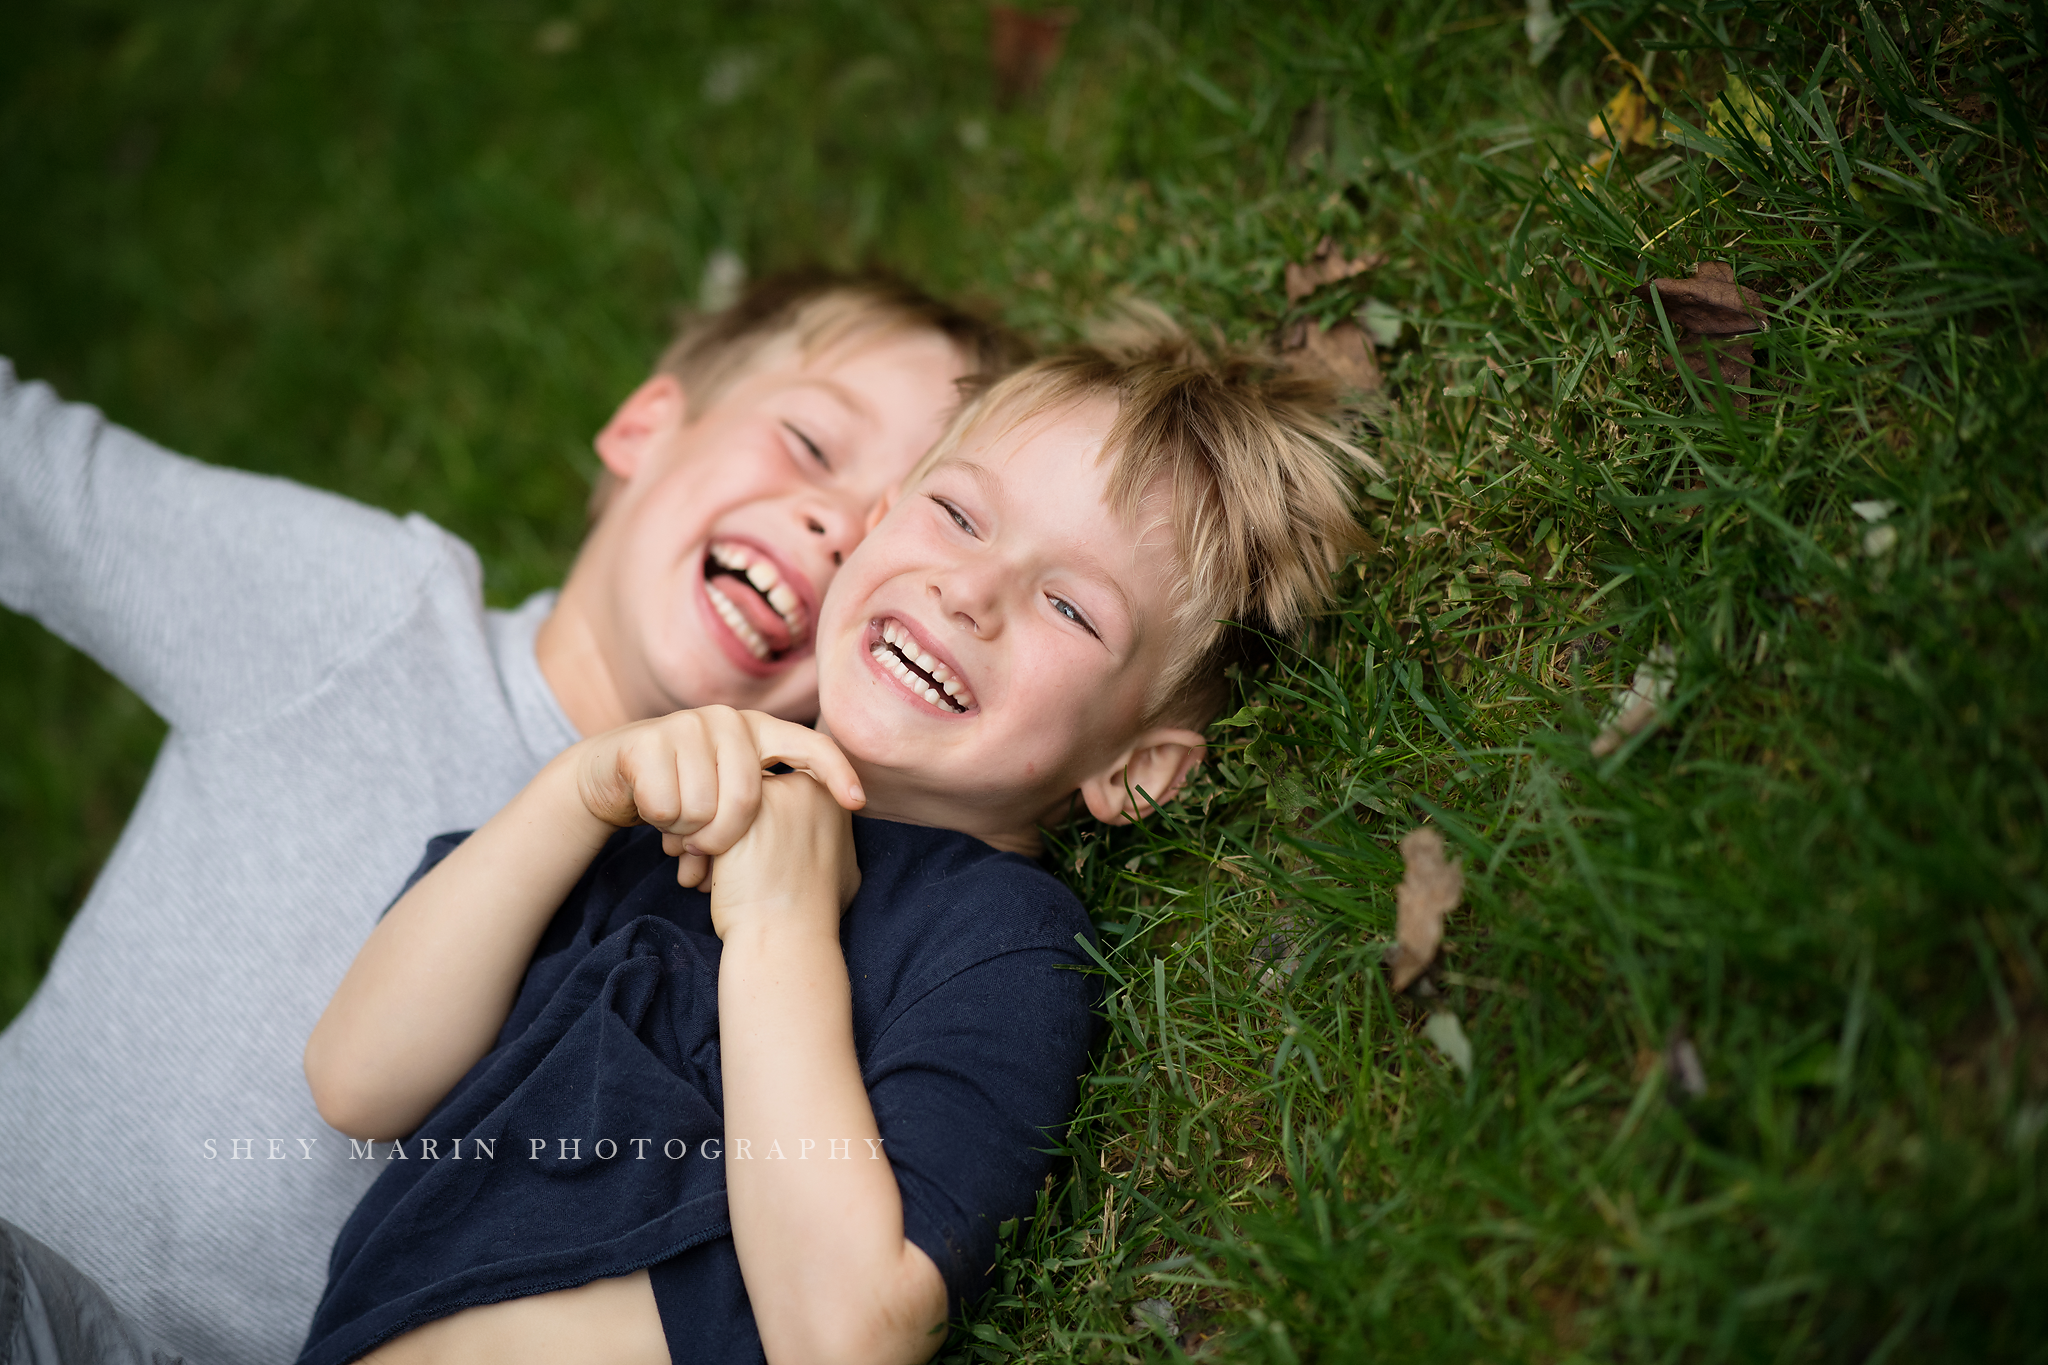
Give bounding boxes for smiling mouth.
[704,542,808,662]
[870,619,976,713]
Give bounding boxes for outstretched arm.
[0,359,442,729]
[305,706,863,1141]
[711,775,949,1365]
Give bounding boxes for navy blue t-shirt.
[297,817,1098,1365]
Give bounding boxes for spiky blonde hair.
[906,314,1378,722]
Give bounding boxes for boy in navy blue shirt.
[300,327,1371,1365]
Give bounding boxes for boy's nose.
[928,563,1004,639]
[796,498,859,571]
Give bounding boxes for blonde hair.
[908,315,1379,723]
[591,270,1021,517]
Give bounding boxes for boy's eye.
[785,423,831,471]
[931,496,975,535]
[1050,596,1100,639]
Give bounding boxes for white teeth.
[707,542,806,638]
[706,582,770,661]
[868,622,975,712]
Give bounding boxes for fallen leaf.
[1280,318,1383,396]
[1706,73,1775,153]
[1628,262,1767,410]
[1572,70,1677,186]
[1587,82,1665,150]
[533,17,581,55]
[1358,297,1406,349]
[1591,644,1677,758]
[1630,260,1764,335]
[1666,1033,1707,1099]
[1423,1009,1473,1075]
[1284,236,1386,303]
[1130,1299,1179,1336]
[701,49,761,106]
[1286,97,1331,173]
[699,248,747,313]
[989,6,1076,103]
[1526,0,1567,65]
[1386,827,1462,992]
[1256,914,1306,992]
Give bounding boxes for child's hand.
[571,706,863,888]
[706,771,860,941]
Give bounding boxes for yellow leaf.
[1587,83,1664,150]
[1707,74,1774,152]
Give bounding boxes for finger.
[683,719,764,856]
[676,852,709,888]
[666,716,720,839]
[743,713,866,809]
[619,733,686,832]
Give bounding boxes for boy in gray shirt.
[0,273,1008,1365]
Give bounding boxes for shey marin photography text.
[198,1136,889,1163]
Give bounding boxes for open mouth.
[868,619,976,714]
[703,541,808,663]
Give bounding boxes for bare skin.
[358,1272,667,1365]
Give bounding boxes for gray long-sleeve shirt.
[0,359,581,1364]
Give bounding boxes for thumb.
[575,740,645,828]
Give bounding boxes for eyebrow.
[783,377,875,426]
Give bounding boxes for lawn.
[2,1,2044,1359]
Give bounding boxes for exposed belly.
[360,1269,668,1365]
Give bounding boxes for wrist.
[525,750,620,848]
[714,900,843,952]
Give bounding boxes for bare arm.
[304,750,608,1139]
[712,775,949,1365]
[305,706,865,1141]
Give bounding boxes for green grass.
[3,1,2044,1359]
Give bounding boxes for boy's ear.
[1079,727,1208,825]
[594,375,688,483]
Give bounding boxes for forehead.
[721,325,968,419]
[930,397,1182,607]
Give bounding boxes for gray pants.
[0,1221,185,1365]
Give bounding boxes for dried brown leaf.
[1629,262,1768,411]
[1284,236,1386,303]
[989,6,1076,103]
[1387,827,1462,992]
[1280,318,1383,396]
[1629,261,1765,337]
[1659,336,1756,398]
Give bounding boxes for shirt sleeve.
[0,357,457,731]
[861,943,1100,1309]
